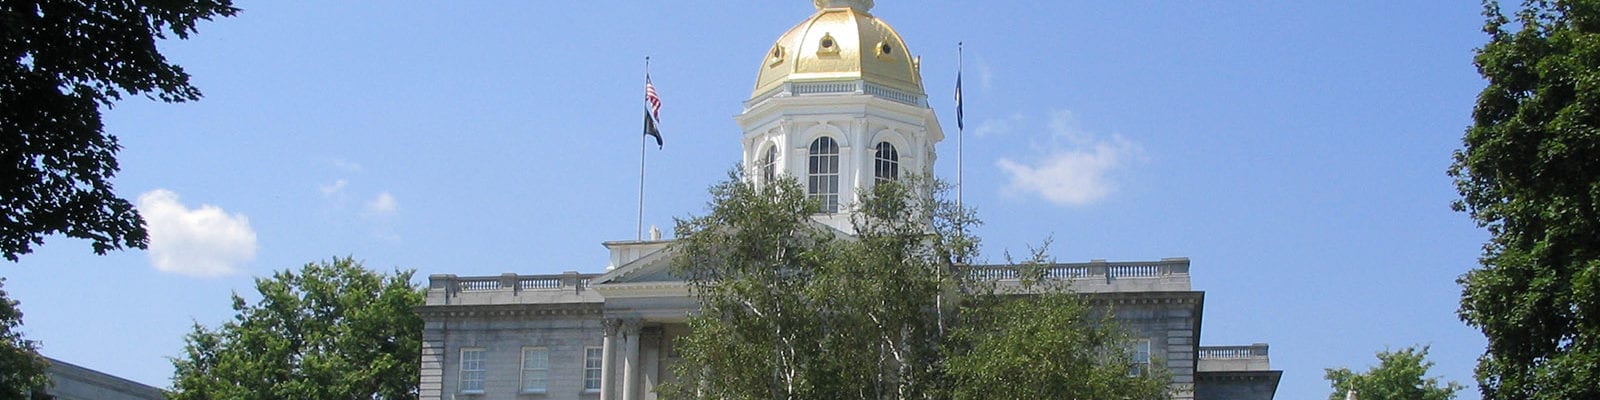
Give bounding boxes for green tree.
[945,257,1170,400]
[665,173,906,400]
[1449,1,1600,399]
[0,279,49,400]
[1324,346,1462,400]
[169,257,423,400]
[663,172,1166,400]
[0,0,238,261]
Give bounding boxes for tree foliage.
[946,265,1170,400]
[1323,346,1462,400]
[169,257,423,400]
[0,279,49,400]
[663,172,1167,400]
[0,0,238,261]
[1450,1,1600,399]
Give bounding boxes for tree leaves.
[1323,346,1462,400]
[0,0,238,261]
[0,279,49,400]
[1451,1,1600,399]
[169,257,423,400]
[664,172,1166,400]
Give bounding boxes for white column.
[852,118,870,203]
[621,320,642,400]
[641,329,661,400]
[600,320,619,400]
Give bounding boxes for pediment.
[593,219,853,287]
[593,243,682,285]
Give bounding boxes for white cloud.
[365,191,399,216]
[319,179,348,196]
[137,189,257,278]
[995,109,1143,207]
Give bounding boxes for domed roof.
[752,0,924,98]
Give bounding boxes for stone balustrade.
[745,79,929,109]
[972,257,1192,293]
[426,272,603,306]
[428,257,1193,306]
[1197,343,1272,372]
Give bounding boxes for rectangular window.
[583,347,604,391]
[1128,339,1152,376]
[459,348,486,394]
[521,347,550,393]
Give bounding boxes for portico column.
[621,319,642,400]
[600,319,620,400]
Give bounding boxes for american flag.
[645,76,662,122]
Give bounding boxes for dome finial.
[813,0,873,12]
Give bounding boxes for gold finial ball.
[814,0,874,12]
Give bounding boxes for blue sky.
[5,2,1489,398]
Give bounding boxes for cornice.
[416,302,603,319]
[591,281,692,298]
[1085,291,1205,306]
[1195,370,1284,382]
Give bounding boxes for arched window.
[873,141,899,183]
[761,145,778,184]
[807,137,840,213]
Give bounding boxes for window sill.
[519,389,549,395]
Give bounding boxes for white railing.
[863,82,924,106]
[431,272,601,295]
[746,80,928,109]
[967,259,1189,284]
[519,277,563,290]
[791,81,859,95]
[1198,344,1269,360]
[456,278,500,292]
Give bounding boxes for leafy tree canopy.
[0,279,49,400]
[1,0,238,261]
[169,257,423,400]
[1450,1,1600,399]
[1323,346,1462,400]
[663,172,1168,400]
[946,255,1170,400]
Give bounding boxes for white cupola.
[735,1,944,233]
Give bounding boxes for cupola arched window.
[873,141,899,183]
[808,137,840,213]
[761,145,778,184]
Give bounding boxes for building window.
[459,348,486,394]
[762,145,778,184]
[583,347,604,391]
[873,141,899,183]
[520,347,550,393]
[1128,339,1152,376]
[807,137,840,213]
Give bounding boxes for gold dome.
[752,1,924,98]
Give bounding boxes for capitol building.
[416,1,1281,399]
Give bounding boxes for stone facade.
[418,257,1280,400]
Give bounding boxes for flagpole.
[957,42,964,209]
[637,56,650,241]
